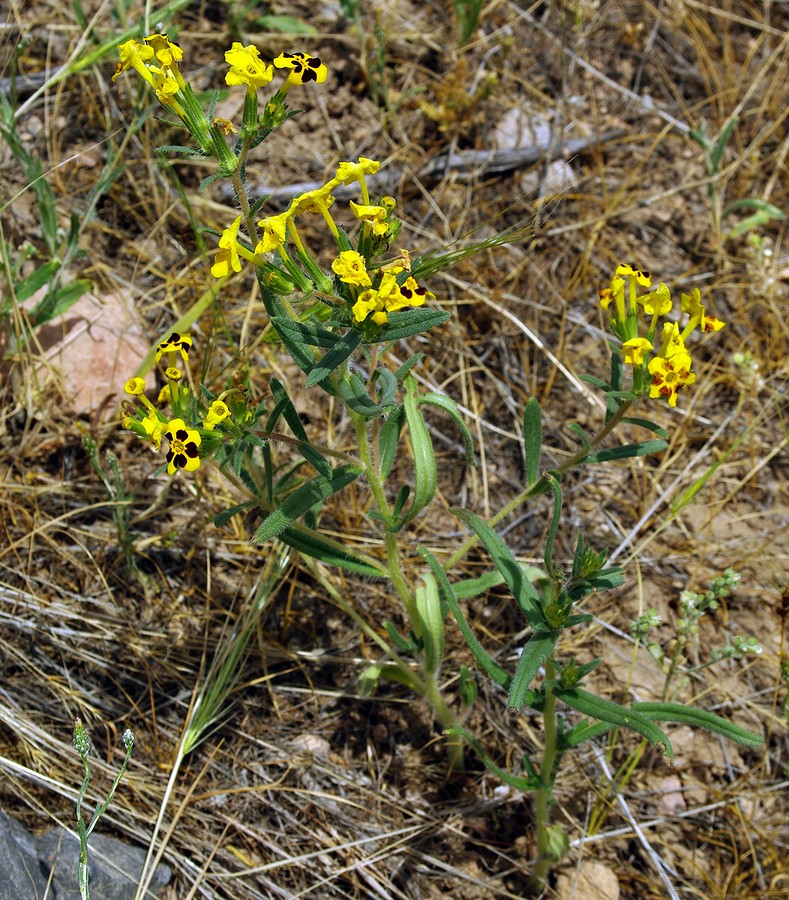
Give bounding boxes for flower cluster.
[121,333,240,475]
[211,156,434,328]
[114,35,327,171]
[600,264,725,407]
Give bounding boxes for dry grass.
[1,0,788,897]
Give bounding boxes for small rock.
[555,859,620,900]
[491,107,577,195]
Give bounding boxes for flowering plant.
[114,31,762,892]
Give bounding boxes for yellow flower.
[113,40,155,85]
[637,282,672,317]
[349,200,389,236]
[157,384,171,405]
[164,418,201,475]
[165,367,182,382]
[648,351,696,407]
[657,321,686,359]
[616,263,652,287]
[680,288,726,333]
[124,377,146,396]
[334,158,380,185]
[273,52,327,86]
[255,211,291,254]
[150,65,181,105]
[352,289,386,325]
[203,399,230,430]
[290,186,336,216]
[397,276,434,309]
[351,271,433,325]
[211,216,244,278]
[142,414,165,449]
[144,33,183,69]
[332,250,372,287]
[622,337,653,366]
[225,42,273,91]
[155,332,192,363]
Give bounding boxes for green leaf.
[259,284,318,376]
[385,620,418,653]
[371,367,398,407]
[29,279,91,326]
[418,546,511,689]
[620,417,669,439]
[523,397,542,486]
[252,465,362,543]
[378,407,404,479]
[13,260,61,303]
[447,725,538,792]
[560,719,614,748]
[278,525,385,578]
[214,500,256,528]
[419,391,475,466]
[338,373,394,419]
[543,825,570,862]
[632,701,763,749]
[270,316,342,349]
[376,308,450,342]
[508,631,558,710]
[268,379,331,478]
[450,508,547,628]
[578,374,611,391]
[556,687,673,760]
[398,375,436,526]
[580,439,667,464]
[306,329,362,386]
[415,573,445,674]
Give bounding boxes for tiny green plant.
[689,118,785,243]
[631,568,762,701]
[73,719,135,900]
[111,31,764,890]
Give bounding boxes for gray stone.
[0,808,50,899]
[37,828,171,899]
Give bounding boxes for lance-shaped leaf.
[580,439,667,465]
[253,465,362,543]
[397,376,436,526]
[508,630,559,710]
[378,407,404,480]
[418,546,510,688]
[419,392,475,466]
[556,687,674,760]
[338,373,395,419]
[632,702,763,749]
[415,573,445,675]
[268,379,331,478]
[450,508,547,628]
[278,524,385,578]
[620,417,669,439]
[259,285,318,376]
[376,308,450,342]
[306,329,361,386]
[270,316,343,349]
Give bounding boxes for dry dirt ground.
[1,0,788,897]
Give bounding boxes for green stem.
[531,656,558,890]
[352,411,418,623]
